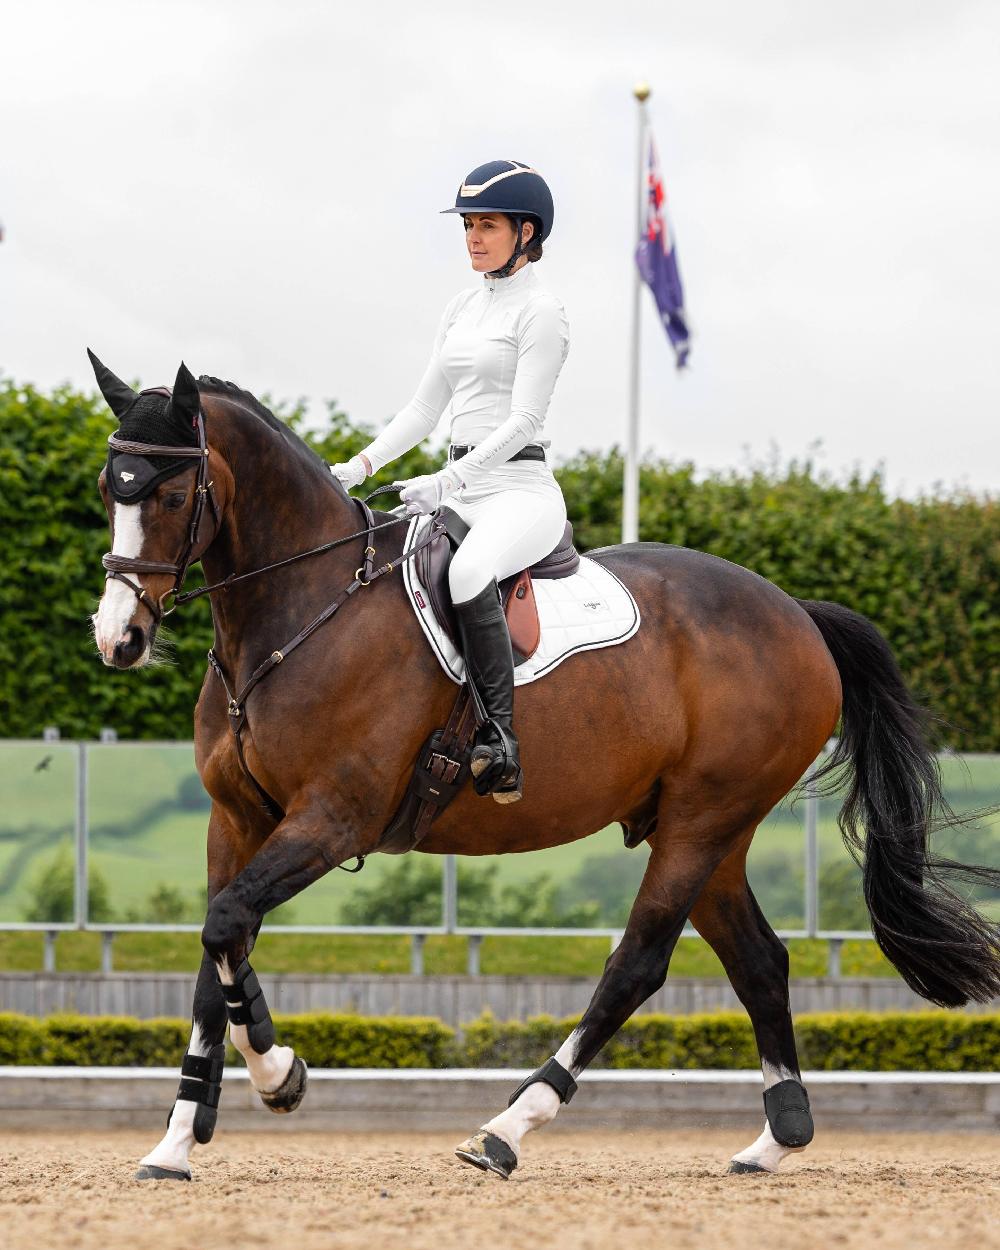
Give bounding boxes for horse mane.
[196,375,329,473]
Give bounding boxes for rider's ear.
[172,361,201,427]
[87,348,138,418]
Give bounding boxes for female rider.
[330,160,570,804]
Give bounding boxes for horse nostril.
[113,625,147,667]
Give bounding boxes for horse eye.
[164,492,187,511]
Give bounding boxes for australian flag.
[636,136,690,369]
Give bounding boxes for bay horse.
[90,357,1000,1183]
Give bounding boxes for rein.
[101,419,440,844]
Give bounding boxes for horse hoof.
[728,1159,768,1175]
[260,1056,308,1114]
[135,1164,191,1182]
[455,1129,517,1180]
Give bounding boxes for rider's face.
[464,213,534,273]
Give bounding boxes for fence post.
[101,931,115,974]
[44,931,57,973]
[410,934,425,976]
[827,938,843,978]
[467,934,482,976]
[74,742,89,930]
[442,855,457,932]
[804,762,819,937]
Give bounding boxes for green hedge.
[0,1010,996,1071]
[2,379,998,747]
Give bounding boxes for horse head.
[90,352,222,668]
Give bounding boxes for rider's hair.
[515,215,544,263]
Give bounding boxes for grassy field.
[2,742,998,930]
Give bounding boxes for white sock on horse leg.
[216,956,294,1094]
[139,1023,209,1175]
[730,1061,807,1173]
[481,1030,581,1157]
[730,1121,803,1172]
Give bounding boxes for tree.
[22,845,114,923]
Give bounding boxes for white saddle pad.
[401,515,641,686]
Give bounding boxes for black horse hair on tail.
[798,598,1000,1007]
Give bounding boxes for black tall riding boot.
[453,581,523,803]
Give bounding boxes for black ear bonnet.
[106,391,200,503]
[88,352,202,504]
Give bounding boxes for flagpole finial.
[633,81,651,103]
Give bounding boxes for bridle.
[99,393,443,836]
[101,388,220,624]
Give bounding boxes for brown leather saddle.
[377,510,582,855]
[413,506,581,665]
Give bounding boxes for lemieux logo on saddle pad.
[401,516,641,688]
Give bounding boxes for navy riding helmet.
[442,160,554,278]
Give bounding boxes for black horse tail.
[798,598,1000,1007]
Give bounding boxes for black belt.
[448,443,546,464]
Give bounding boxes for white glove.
[396,466,462,516]
[329,454,370,490]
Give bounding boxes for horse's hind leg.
[455,836,722,1179]
[689,842,814,1174]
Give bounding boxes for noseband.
[101,393,220,624]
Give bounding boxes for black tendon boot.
[453,581,523,803]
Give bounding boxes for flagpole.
[623,81,650,545]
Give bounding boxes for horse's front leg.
[136,950,229,1180]
[199,803,360,1114]
[135,808,250,1181]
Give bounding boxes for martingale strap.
[207,500,446,828]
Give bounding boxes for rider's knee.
[448,549,489,605]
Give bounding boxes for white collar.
[482,262,536,296]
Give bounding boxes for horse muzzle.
[109,624,150,669]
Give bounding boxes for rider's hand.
[329,454,370,490]
[396,466,462,516]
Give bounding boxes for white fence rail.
[2,738,997,978]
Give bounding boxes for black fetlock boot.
[453,581,523,804]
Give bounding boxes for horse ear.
[172,361,201,425]
[87,348,138,418]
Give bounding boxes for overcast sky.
[2,0,998,497]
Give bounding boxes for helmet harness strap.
[486,215,527,280]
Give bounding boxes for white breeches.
[446,481,567,605]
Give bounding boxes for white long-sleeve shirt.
[363,263,569,493]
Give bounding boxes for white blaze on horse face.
[138,1022,211,1176]
[480,1029,582,1158]
[93,502,146,663]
